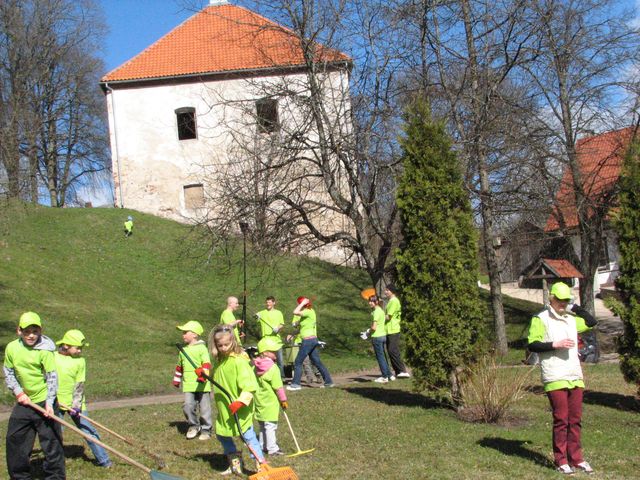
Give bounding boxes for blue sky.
[100,0,201,73]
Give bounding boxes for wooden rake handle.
[28,402,151,474]
[59,403,166,467]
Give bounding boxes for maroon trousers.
[547,387,584,467]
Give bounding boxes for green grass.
[0,363,637,479]
[0,201,375,402]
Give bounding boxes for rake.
[29,402,184,480]
[282,410,315,458]
[59,402,167,468]
[177,344,298,480]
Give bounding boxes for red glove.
[228,401,244,414]
[195,367,206,383]
[173,365,183,388]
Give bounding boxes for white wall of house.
[569,229,620,291]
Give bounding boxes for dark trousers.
[292,337,332,386]
[547,387,584,467]
[386,333,407,375]
[6,401,66,480]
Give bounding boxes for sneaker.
[574,461,594,474]
[397,372,411,378]
[268,450,285,456]
[557,464,575,475]
[374,377,389,383]
[389,375,396,381]
[198,431,211,441]
[186,426,200,439]
[324,383,335,388]
[286,384,302,391]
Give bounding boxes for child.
[209,324,266,475]
[174,321,212,440]
[4,311,65,479]
[253,337,288,456]
[124,215,133,237]
[287,296,333,391]
[527,282,597,474]
[55,329,112,467]
[367,295,393,383]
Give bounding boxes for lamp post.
[239,222,249,336]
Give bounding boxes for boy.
[174,321,213,440]
[124,215,133,237]
[55,329,112,467]
[255,296,285,377]
[4,311,65,479]
[220,296,244,345]
[253,337,288,456]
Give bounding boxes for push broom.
[28,402,184,480]
[58,402,167,468]
[177,344,298,480]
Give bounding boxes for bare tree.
[0,0,109,206]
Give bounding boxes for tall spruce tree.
[395,98,484,402]
[611,138,640,397]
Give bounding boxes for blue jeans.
[58,410,111,466]
[275,348,285,378]
[216,425,265,462]
[291,337,333,387]
[372,336,391,378]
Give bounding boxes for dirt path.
[0,368,389,422]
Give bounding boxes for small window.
[176,107,197,140]
[256,99,279,133]
[184,184,204,209]
[598,238,610,270]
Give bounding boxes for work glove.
[195,367,207,383]
[69,407,81,418]
[359,329,371,340]
[228,401,244,414]
[273,326,281,334]
[280,401,288,410]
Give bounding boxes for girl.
[209,324,265,475]
[286,296,333,390]
[368,295,392,383]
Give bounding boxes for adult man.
[220,296,244,345]
[255,296,285,377]
[527,282,597,475]
[384,285,410,378]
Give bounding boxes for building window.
[176,107,197,140]
[598,237,610,270]
[256,98,279,133]
[184,184,204,209]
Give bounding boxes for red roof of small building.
[101,4,350,83]
[540,258,583,279]
[545,126,637,232]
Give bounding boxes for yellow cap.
[19,312,42,329]
[550,282,572,300]
[177,321,204,336]
[56,329,89,347]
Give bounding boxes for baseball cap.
[56,329,89,347]
[19,312,42,329]
[550,282,572,301]
[258,336,281,354]
[177,321,204,336]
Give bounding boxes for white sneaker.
[574,461,594,474]
[198,430,211,441]
[556,464,574,475]
[389,375,396,381]
[397,372,411,378]
[186,426,200,439]
[286,384,302,391]
[374,377,389,383]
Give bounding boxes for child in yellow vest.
[55,329,112,467]
[253,337,288,456]
[209,324,266,475]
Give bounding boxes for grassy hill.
[0,202,375,401]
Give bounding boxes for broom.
[177,344,298,480]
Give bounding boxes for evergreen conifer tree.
[395,98,484,401]
[611,138,640,397]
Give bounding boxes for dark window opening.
[598,238,610,270]
[256,99,279,133]
[176,107,197,140]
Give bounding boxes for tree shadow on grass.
[62,444,93,463]
[343,386,448,409]
[477,437,553,468]
[193,451,230,471]
[168,420,188,435]
[28,445,90,479]
[583,390,640,412]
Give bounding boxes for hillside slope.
[0,202,373,401]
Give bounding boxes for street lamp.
[239,222,250,335]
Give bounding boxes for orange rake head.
[249,463,299,480]
[360,288,376,300]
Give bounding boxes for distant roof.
[545,126,637,232]
[523,258,583,280]
[101,4,350,84]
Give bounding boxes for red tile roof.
[545,126,637,232]
[541,259,583,279]
[101,4,350,83]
